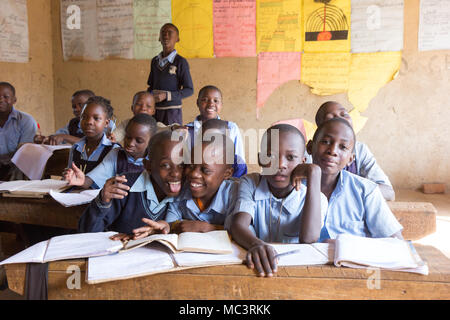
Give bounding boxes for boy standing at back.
[0,82,37,180]
[147,23,194,126]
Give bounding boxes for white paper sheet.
[0,241,48,265]
[418,0,450,51]
[49,189,100,207]
[0,0,29,63]
[271,243,332,266]
[172,242,246,267]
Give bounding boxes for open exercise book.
[0,230,233,266]
[334,234,429,275]
[0,179,69,198]
[49,189,101,207]
[11,143,72,180]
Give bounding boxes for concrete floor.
[0,188,449,300]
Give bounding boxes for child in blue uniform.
[63,113,157,189]
[65,96,119,175]
[229,124,326,277]
[147,23,193,125]
[78,130,185,234]
[292,118,403,243]
[313,101,395,200]
[0,82,37,180]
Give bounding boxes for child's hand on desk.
[291,163,321,191]
[47,134,66,145]
[246,241,278,278]
[132,218,170,239]
[33,134,49,144]
[101,175,130,203]
[62,162,85,186]
[171,220,217,234]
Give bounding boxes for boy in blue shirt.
[313,101,395,200]
[229,124,326,277]
[293,118,403,243]
[147,23,193,125]
[0,82,37,180]
[78,130,185,234]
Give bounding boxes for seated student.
[0,82,37,180]
[63,113,157,189]
[132,134,238,237]
[292,118,403,243]
[34,89,95,145]
[313,101,395,201]
[78,130,184,234]
[200,118,247,178]
[186,85,246,168]
[229,124,326,277]
[65,96,120,175]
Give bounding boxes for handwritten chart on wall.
[418,0,450,51]
[172,0,214,58]
[256,0,302,53]
[133,0,171,60]
[0,0,29,63]
[213,0,256,57]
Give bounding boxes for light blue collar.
[129,171,175,204]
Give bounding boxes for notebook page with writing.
[334,234,428,275]
[49,189,101,207]
[87,243,175,284]
[122,233,178,252]
[0,241,48,265]
[271,243,332,266]
[172,242,246,267]
[177,230,233,254]
[43,232,122,262]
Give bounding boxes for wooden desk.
[0,199,437,240]
[4,245,449,299]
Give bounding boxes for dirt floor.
[1,188,449,300]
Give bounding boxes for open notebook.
[0,179,69,198]
[0,230,233,265]
[49,189,101,207]
[334,234,429,275]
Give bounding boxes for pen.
[37,123,42,137]
[275,249,301,259]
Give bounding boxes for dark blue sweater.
[147,54,194,108]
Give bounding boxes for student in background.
[293,118,403,243]
[78,130,185,234]
[63,113,157,189]
[132,133,238,238]
[65,96,119,175]
[313,101,395,201]
[34,89,95,145]
[147,23,193,126]
[0,82,37,181]
[186,85,246,170]
[229,124,326,277]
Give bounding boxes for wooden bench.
[4,245,450,299]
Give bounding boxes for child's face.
[317,102,353,127]
[71,94,90,118]
[123,122,152,160]
[147,139,184,198]
[132,94,155,116]
[159,25,179,52]
[186,143,232,203]
[197,89,223,121]
[80,103,109,140]
[0,85,16,114]
[261,131,305,192]
[309,121,355,176]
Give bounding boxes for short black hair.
[126,113,157,136]
[201,118,228,133]
[84,96,114,119]
[72,89,95,99]
[197,85,222,100]
[315,101,344,125]
[262,123,306,150]
[160,23,179,35]
[198,133,234,167]
[132,91,154,106]
[147,130,177,158]
[312,117,356,152]
[0,82,16,96]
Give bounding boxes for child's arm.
[48,134,81,145]
[170,220,220,234]
[291,163,322,243]
[62,162,93,189]
[230,212,278,277]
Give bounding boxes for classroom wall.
[1,0,55,133]
[47,0,449,191]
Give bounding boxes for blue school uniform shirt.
[0,107,37,157]
[78,170,175,234]
[231,173,328,243]
[86,148,148,189]
[318,170,403,242]
[165,179,239,225]
[67,133,119,168]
